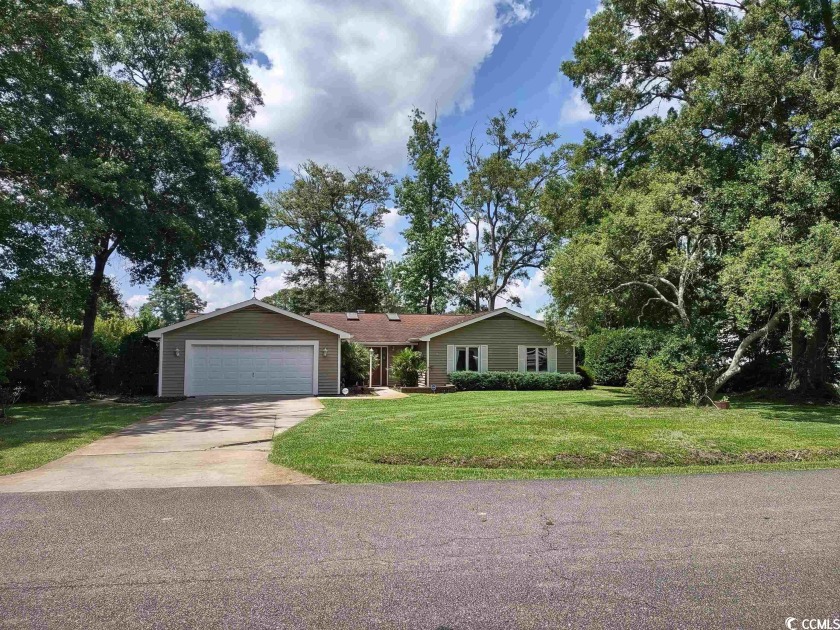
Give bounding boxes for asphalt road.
[1,470,839,629]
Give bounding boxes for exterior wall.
[426,314,574,386]
[160,305,340,396]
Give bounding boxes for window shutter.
[517,346,527,372]
[446,345,455,374]
[479,345,489,372]
[548,345,558,372]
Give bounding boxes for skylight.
[346,312,359,320]
[386,313,401,321]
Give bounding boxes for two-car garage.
[186,342,316,396]
[147,299,351,397]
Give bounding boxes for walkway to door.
[0,396,323,493]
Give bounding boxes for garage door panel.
[188,343,315,395]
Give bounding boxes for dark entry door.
[370,347,387,386]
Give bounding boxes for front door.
[370,347,387,387]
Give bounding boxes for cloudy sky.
[118,0,602,317]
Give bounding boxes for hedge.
[583,328,665,386]
[449,371,584,391]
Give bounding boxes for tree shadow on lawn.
[734,401,840,426]
[573,389,840,426]
[571,387,637,408]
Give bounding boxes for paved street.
[0,396,321,492]
[1,470,839,629]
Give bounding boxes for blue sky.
[118,0,602,316]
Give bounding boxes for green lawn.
[0,401,169,475]
[270,387,840,483]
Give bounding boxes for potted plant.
[713,396,730,410]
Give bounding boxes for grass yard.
[270,387,840,483]
[0,401,169,475]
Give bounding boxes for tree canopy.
[266,161,393,313]
[393,110,462,314]
[548,0,840,397]
[458,109,562,310]
[1,0,278,369]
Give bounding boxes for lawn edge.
[0,401,172,476]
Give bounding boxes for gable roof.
[416,307,546,341]
[145,298,353,339]
[306,311,486,344]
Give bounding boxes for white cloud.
[499,269,549,319]
[559,89,595,125]
[184,259,291,311]
[381,207,403,242]
[125,293,148,315]
[196,0,533,170]
[378,244,397,261]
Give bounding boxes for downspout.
[337,339,342,393]
[156,337,163,397]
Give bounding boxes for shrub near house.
[391,348,426,387]
[583,328,664,386]
[450,371,583,391]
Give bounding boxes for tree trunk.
[488,293,496,310]
[787,295,833,397]
[708,310,786,399]
[425,276,433,314]
[79,246,111,369]
[472,254,481,312]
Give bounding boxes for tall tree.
[332,167,395,310]
[139,283,207,326]
[267,162,393,312]
[266,161,342,289]
[0,0,96,321]
[554,0,840,397]
[394,110,462,313]
[457,109,563,311]
[2,0,277,370]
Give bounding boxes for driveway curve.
[0,396,322,492]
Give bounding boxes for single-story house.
[146,298,575,396]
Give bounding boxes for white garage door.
[188,344,315,395]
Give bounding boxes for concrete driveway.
[0,396,322,493]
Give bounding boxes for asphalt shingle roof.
[307,312,486,344]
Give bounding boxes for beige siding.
[160,305,340,396]
[426,313,574,385]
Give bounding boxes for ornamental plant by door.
[391,349,426,387]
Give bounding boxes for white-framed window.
[526,347,549,372]
[455,346,480,371]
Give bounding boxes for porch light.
[322,347,328,357]
[174,348,180,357]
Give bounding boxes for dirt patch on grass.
[372,448,840,470]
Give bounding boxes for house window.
[455,346,479,371]
[526,347,549,372]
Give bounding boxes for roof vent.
[346,312,359,320]
[386,313,400,321]
[356,310,365,314]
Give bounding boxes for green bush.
[449,371,584,391]
[583,328,665,386]
[341,341,377,387]
[576,364,595,389]
[627,356,698,406]
[1,313,159,401]
[390,348,426,387]
[0,346,8,385]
